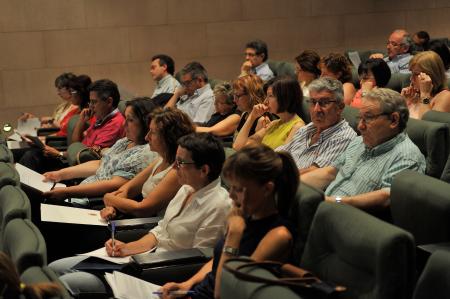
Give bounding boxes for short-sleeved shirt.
[384,53,412,74]
[82,109,125,148]
[325,132,426,196]
[276,120,356,169]
[151,74,180,98]
[253,62,274,81]
[177,84,215,124]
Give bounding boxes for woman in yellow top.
[233,76,305,150]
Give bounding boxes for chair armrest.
[111,217,162,231]
[37,127,60,136]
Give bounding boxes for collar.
[156,74,172,88]
[388,53,411,62]
[180,83,211,103]
[253,62,269,73]
[184,177,222,206]
[364,132,406,156]
[307,119,347,144]
[94,108,119,128]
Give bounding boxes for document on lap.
[15,163,66,193]
[105,271,161,299]
[17,117,40,136]
[40,203,107,226]
[77,246,157,264]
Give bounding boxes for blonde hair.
[410,51,447,96]
[232,75,265,107]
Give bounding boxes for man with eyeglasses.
[370,29,412,74]
[239,39,274,81]
[302,88,425,211]
[165,62,215,124]
[276,77,356,174]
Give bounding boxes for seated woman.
[295,50,321,97]
[402,51,450,119]
[48,133,232,293]
[42,98,157,205]
[196,82,241,142]
[350,58,391,108]
[320,53,357,105]
[233,77,305,150]
[160,145,299,299]
[100,107,195,219]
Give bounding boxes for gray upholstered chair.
[412,250,450,299]
[2,218,47,274]
[301,202,415,299]
[0,143,14,163]
[0,185,31,250]
[299,97,311,124]
[342,105,359,133]
[20,266,73,299]
[391,169,450,245]
[385,73,411,92]
[267,61,296,79]
[0,162,20,188]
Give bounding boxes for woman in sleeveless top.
[100,108,195,219]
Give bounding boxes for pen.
[50,182,57,190]
[152,291,195,296]
[111,221,116,257]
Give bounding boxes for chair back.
[20,266,73,299]
[413,250,450,299]
[267,61,296,79]
[0,143,14,163]
[0,162,20,188]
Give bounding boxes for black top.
[191,214,293,299]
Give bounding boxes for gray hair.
[308,77,344,104]
[213,82,234,105]
[180,61,209,83]
[364,88,409,132]
[394,29,413,52]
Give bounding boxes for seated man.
[240,39,274,81]
[150,54,180,98]
[302,88,426,209]
[370,29,413,74]
[165,62,215,124]
[276,77,356,174]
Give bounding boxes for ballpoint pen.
[111,221,116,257]
[50,182,57,190]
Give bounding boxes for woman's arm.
[43,160,101,182]
[343,82,357,106]
[105,232,158,257]
[196,114,241,136]
[104,169,181,217]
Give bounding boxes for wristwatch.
[422,98,430,104]
[335,196,343,204]
[223,246,239,256]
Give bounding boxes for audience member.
[402,51,450,118]
[196,82,241,141]
[165,62,215,124]
[413,30,430,51]
[161,145,299,299]
[233,76,305,150]
[41,98,157,205]
[277,77,356,174]
[294,50,321,97]
[371,29,413,74]
[320,53,356,104]
[302,88,426,210]
[150,54,180,97]
[429,39,450,78]
[240,39,274,81]
[100,107,195,219]
[350,58,391,108]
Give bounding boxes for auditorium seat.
[0,162,20,188]
[267,60,296,79]
[0,143,14,163]
[21,266,73,299]
[412,250,450,299]
[300,202,415,299]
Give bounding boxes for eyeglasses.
[233,93,248,99]
[174,158,196,169]
[386,40,403,47]
[356,112,391,124]
[181,78,195,87]
[245,52,257,57]
[306,97,338,108]
[89,99,99,106]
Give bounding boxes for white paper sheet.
[8,132,22,142]
[78,247,131,264]
[7,140,27,150]
[17,117,40,136]
[40,203,107,226]
[15,163,66,192]
[105,271,161,299]
[348,51,362,68]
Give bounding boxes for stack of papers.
[40,204,107,226]
[105,271,161,299]
[15,163,66,192]
[17,117,40,136]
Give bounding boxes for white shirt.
[150,178,231,252]
[253,62,274,81]
[176,84,215,123]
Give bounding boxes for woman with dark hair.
[0,252,62,299]
[295,50,321,97]
[42,97,157,205]
[161,145,299,299]
[350,58,391,108]
[100,107,196,219]
[233,76,305,150]
[320,53,357,104]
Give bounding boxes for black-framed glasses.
[356,112,391,124]
[306,97,338,108]
[174,158,196,169]
[181,78,195,87]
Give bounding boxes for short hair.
[150,107,195,163]
[177,132,225,182]
[232,74,265,107]
[152,54,175,76]
[213,82,234,106]
[179,62,208,83]
[270,76,303,115]
[320,53,353,83]
[54,72,76,89]
[88,79,121,108]
[394,29,413,52]
[246,39,269,62]
[125,97,158,145]
[429,40,450,70]
[222,145,299,218]
[410,51,447,96]
[358,58,391,87]
[68,74,92,109]
[415,30,430,49]
[364,88,409,132]
[308,77,344,105]
[295,50,321,78]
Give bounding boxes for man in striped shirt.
[276,77,356,174]
[302,88,426,209]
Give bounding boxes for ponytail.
[275,151,299,218]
